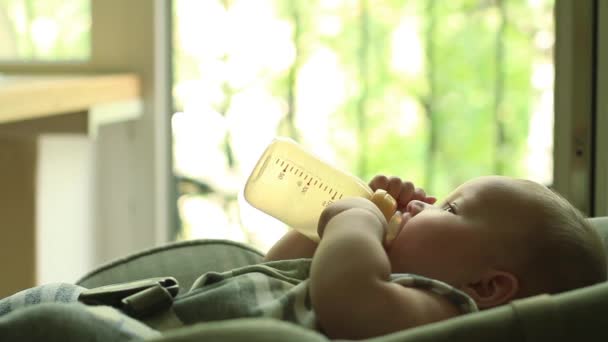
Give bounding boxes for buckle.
[78,277,179,318]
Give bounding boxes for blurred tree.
[170,0,555,247]
[0,0,89,60]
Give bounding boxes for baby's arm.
[263,230,318,262]
[310,196,457,339]
[263,175,435,262]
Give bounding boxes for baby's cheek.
[387,224,438,270]
[389,227,418,252]
[387,236,415,272]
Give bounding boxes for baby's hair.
[515,180,607,297]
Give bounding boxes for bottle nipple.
[369,189,401,243]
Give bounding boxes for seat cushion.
[73,219,608,342]
[76,239,264,294]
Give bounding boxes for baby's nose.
[406,200,428,216]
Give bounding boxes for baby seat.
[69,217,608,342]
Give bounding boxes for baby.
[266,175,608,339]
[0,175,605,341]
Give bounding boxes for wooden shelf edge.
[0,73,141,125]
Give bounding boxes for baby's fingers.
[369,175,389,191]
[424,196,437,204]
[413,187,437,204]
[396,181,415,211]
[386,177,405,204]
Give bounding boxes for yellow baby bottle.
[244,137,399,242]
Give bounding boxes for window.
[172,0,555,251]
[0,0,90,60]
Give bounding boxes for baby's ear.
[461,269,519,309]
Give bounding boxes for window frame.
[553,0,598,215]
[594,0,608,216]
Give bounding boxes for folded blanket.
[0,283,159,340]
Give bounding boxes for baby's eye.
[443,203,457,214]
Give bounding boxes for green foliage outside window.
[172,0,554,250]
[0,0,90,60]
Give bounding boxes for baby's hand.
[368,175,437,212]
[317,191,404,246]
[317,196,389,240]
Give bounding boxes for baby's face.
[387,176,534,288]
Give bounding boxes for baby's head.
[486,177,607,298]
[387,176,607,309]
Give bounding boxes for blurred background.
[169,0,555,251]
[0,0,605,297]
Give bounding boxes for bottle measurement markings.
[274,156,345,200]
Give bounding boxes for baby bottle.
[244,137,399,242]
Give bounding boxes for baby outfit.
[0,259,477,338]
[171,258,478,330]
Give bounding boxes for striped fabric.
[172,258,478,331]
[0,283,160,339]
[173,258,318,329]
[0,283,85,316]
[0,260,477,337]
[390,274,479,313]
